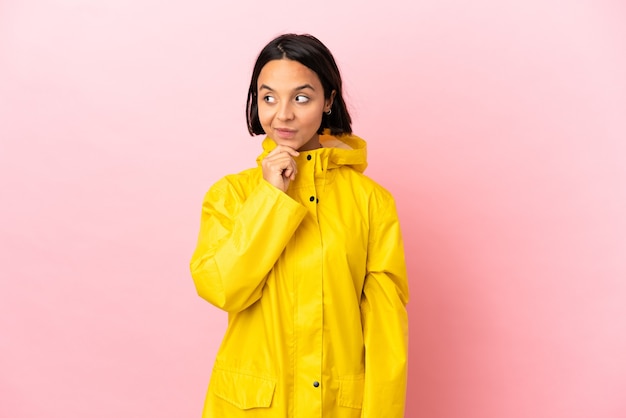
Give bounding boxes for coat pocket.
[212,368,276,410]
[337,375,365,409]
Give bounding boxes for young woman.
[190,33,409,417]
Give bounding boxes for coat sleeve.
[190,177,308,313]
[360,194,409,418]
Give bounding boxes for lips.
[274,128,297,139]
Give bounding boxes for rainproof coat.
[190,132,409,417]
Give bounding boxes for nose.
[276,102,294,121]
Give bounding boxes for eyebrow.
[259,84,316,92]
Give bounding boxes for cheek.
[303,110,323,130]
[257,104,272,127]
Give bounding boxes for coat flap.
[212,368,276,410]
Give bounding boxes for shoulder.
[339,168,396,206]
[204,166,262,204]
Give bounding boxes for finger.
[263,151,295,163]
[264,155,296,172]
[282,161,297,178]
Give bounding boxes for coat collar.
[256,131,368,173]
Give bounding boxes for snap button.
[309,196,315,202]
[307,155,312,160]
[313,381,320,388]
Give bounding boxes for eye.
[263,95,276,103]
[295,95,310,103]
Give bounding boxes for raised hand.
[261,145,300,192]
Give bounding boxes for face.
[257,59,334,151]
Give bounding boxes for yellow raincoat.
[190,132,409,417]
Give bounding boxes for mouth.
[274,128,297,139]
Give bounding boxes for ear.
[325,90,336,112]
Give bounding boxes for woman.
[190,33,409,417]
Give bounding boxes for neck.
[298,134,322,151]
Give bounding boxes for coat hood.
[256,131,368,173]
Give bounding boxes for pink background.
[2,1,626,417]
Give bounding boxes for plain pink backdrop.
[1,1,626,417]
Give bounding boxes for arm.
[190,177,307,313]
[360,195,410,417]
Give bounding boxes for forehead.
[258,59,322,90]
